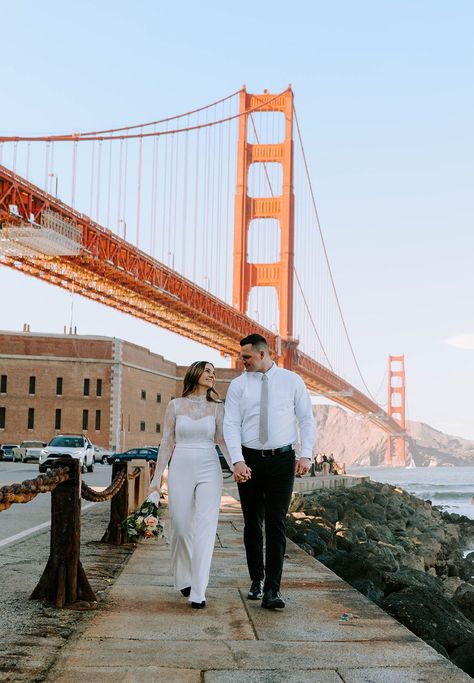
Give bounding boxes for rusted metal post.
[100,462,129,545]
[30,458,96,607]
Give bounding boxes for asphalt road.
[0,460,113,547]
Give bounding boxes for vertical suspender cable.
[71,140,78,208]
[193,117,200,283]
[117,139,123,234]
[161,122,169,260]
[136,130,143,246]
[44,141,50,193]
[89,142,95,217]
[26,142,31,180]
[122,139,128,237]
[95,141,102,223]
[181,119,189,276]
[106,139,113,229]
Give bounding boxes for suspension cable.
[0,90,289,143]
[293,105,376,400]
[293,267,334,370]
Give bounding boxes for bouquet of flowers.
[122,491,163,540]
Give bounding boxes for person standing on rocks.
[223,334,315,609]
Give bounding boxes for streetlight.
[168,251,175,269]
[203,276,210,291]
[119,219,127,240]
[48,172,58,198]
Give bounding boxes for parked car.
[39,435,95,473]
[93,445,113,464]
[0,444,20,461]
[12,440,47,463]
[107,446,159,465]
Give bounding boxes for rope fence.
[0,457,155,608]
[0,466,70,511]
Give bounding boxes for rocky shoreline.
[286,479,474,678]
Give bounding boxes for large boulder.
[350,578,384,605]
[451,638,474,678]
[381,586,474,650]
[453,582,474,621]
[383,568,443,596]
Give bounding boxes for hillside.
[313,404,474,467]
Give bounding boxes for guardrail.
[0,457,154,607]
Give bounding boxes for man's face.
[239,344,266,372]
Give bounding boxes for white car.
[12,440,47,463]
[39,435,94,473]
[93,445,113,464]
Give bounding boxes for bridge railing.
[0,457,154,607]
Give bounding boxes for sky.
[1,1,473,439]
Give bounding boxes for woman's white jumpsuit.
[150,396,232,604]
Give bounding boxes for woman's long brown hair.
[182,361,221,402]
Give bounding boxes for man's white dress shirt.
[223,363,316,464]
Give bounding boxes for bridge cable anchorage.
[0,89,289,143]
[0,467,70,512]
[293,104,376,401]
[80,468,128,503]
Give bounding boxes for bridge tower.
[232,87,295,366]
[386,355,406,466]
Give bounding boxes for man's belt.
[242,445,294,458]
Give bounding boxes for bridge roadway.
[45,484,470,682]
[0,164,402,436]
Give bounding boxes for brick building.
[0,330,237,452]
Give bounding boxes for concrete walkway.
[47,493,471,682]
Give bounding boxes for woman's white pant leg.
[168,455,195,591]
[189,460,222,604]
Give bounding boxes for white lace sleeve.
[149,400,176,492]
[215,403,233,470]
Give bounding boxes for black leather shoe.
[247,579,264,600]
[180,586,191,597]
[261,589,285,609]
[191,600,206,609]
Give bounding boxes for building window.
[29,376,36,394]
[96,379,102,397]
[83,409,89,430]
[140,421,146,432]
[0,375,7,393]
[141,389,146,400]
[83,378,90,396]
[0,407,5,429]
[56,377,63,395]
[156,393,161,403]
[27,408,35,430]
[55,408,61,430]
[156,423,161,433]
[95,409,101,431]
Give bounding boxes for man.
[223,334,315,609]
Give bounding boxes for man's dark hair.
[240,334,268,351]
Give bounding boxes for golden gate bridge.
[0,87,406,465]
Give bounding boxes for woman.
[149,361,232,609]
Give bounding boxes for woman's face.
[197,363,216,390]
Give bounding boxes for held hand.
[234,460,252,483]
[295,457,311,476]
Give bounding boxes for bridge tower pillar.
[232,88,295,368]
[385,355,406,466]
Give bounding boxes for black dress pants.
[238,449,295,593]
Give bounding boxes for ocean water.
[347,466,474,521]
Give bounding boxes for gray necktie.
[259,373,269,444]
